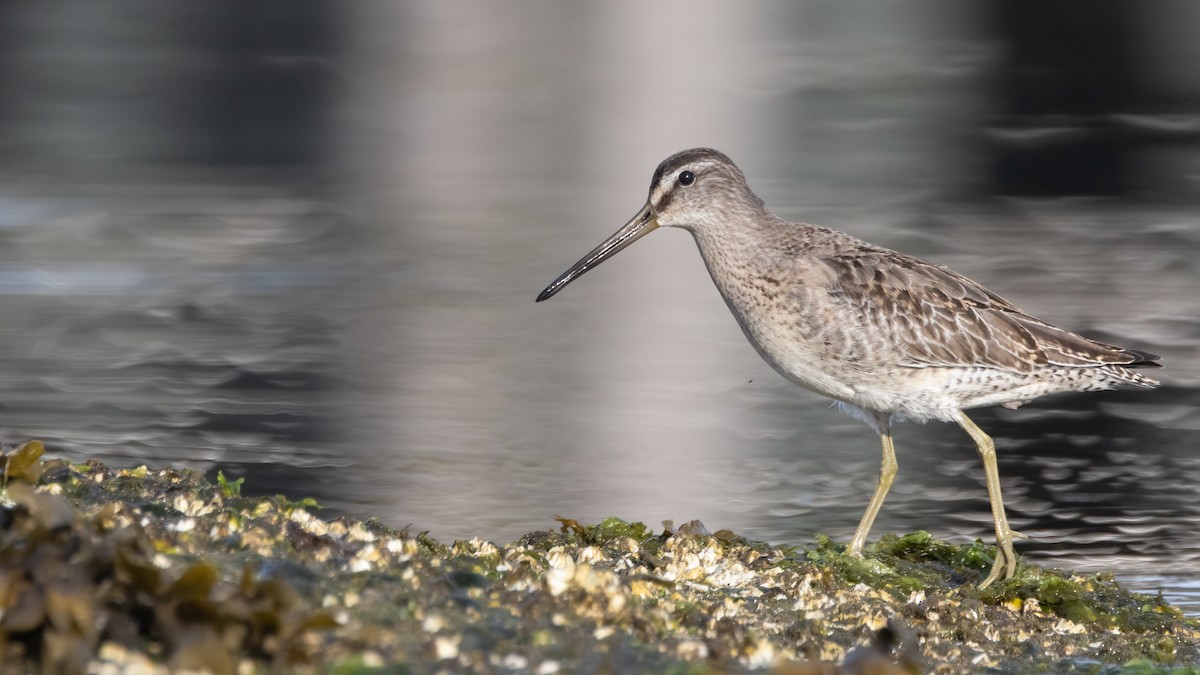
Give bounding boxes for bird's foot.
[978,533,1019,589]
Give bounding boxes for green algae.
[979,566,1187,635]
[216,471,244,498]
[797,528,1197,651]
[1,440,45,487]
[551,514,657,547]
[803,532,951,597]
[593,515,654,543]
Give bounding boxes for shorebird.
[535,148,1161,588]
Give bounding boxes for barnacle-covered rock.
[0,442,1197,673]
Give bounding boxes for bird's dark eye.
[678,170,695,186]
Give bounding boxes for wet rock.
[0,445,1196,673]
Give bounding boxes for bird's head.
[536,148,763,302]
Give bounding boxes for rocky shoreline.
[1,441,1197,673]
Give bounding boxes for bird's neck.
[684,214,798,322]
[687,213,795,288]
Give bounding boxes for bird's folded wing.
[818,250,1142,372]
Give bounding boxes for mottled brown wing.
[819,248,1142,372]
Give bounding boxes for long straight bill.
[535,202,658,302]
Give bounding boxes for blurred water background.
[2,2,1199,613]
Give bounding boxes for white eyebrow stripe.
[650,159,721,207]
[650,181,670,206]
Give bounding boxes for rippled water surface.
[1,2,1198,615]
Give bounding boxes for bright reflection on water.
[1,2,1199,615]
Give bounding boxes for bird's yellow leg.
[847,432,897,556]
[957,412,1022,588]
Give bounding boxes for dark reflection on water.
[2,1,1199,618]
